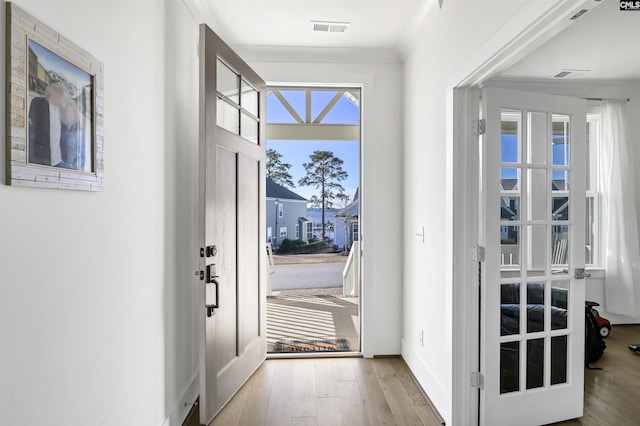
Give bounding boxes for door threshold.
[267,351,363,360]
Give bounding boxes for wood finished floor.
[189,325,640,426]
[205,357,443,426]
[553,324,640,425]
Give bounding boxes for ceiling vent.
[310,21,350,33]
[549,69,590,79]
[570,9,588,20]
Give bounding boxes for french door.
[480,87,587,425]
[198,25,267,424]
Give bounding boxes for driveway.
[271,263,344,290]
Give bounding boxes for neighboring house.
[307,189,360,251]
[266,178,314,248]
[334,188,360,251]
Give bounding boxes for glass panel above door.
[217,59,239,103]
[240,113,258,144]
[217,98,239,134]
[241,79,258,117]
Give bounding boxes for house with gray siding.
[266,178,314,248]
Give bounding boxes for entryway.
[265,86,362,355]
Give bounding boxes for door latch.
[205,264,219,317]
[575,268,592,280]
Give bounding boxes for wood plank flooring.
[553,324,640,425]
[189,325,640,425]
[207,357,444,426]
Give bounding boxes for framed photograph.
[6,3,104,191]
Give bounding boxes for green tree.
[266,148,295,188]
[299,150,348,241]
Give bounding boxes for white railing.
[342,241,360,297]
[266,243,275,295]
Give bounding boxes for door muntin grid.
[499,109,573,394]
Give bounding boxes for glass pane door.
[481,87,587,426]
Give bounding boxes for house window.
[305,222,313,241]
[586,115,600,266]
[280,226,287,237]
[278,203,284,218]
[295,224,299,239]
[267,227,272,243]
[352,223,359,242]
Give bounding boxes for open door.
[480,87,587,425]
[198,25,266,424]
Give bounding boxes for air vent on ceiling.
[570,9,588,20]
[310,21,350,33]
[549,69,590,79]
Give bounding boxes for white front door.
[480,87,587,425]
[198,25,267,424]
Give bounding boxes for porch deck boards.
[267,294,360,353]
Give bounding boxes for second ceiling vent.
[310,20,350,33]
[549,69,591,79]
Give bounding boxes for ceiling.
[499,0,640,81]
[202,0,426,49]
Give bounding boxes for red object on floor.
[586,301,612,338]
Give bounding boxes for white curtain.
[599,99,640,316]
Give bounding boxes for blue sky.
[501,134,568,180]
[267,90,360,202]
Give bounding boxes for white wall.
[0,1,200,425]
[488,78,640,324]
[235,49,404,357]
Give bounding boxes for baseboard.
[162,373,199,426]
[401,338,450,424]
[182,397,200,426]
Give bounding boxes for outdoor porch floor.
[267,290,360,353]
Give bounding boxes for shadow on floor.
[267,294,360,353]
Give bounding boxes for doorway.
[478,87,587,425]
[264,86,362,355]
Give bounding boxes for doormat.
[272,338,351,353]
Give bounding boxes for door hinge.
[472,245,485,262]
[473,118,486,137]
[471,371,485,390]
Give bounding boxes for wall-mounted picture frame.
[5,3,104,191]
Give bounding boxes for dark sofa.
[499,283,569,392]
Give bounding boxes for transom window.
[216,58,260,143]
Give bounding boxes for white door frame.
[448,0,602,424]
[265,81,366,355]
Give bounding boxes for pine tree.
[266,148,294,188]
[299,150,348,241]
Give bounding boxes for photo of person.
[27,39,93,172]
